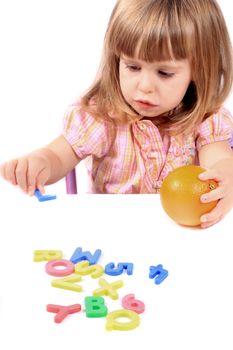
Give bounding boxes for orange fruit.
[160,165,218,226]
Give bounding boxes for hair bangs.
[109,0,193,62]
[136,24,192,62]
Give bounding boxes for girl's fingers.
[200,204,220,224]
[199,170,229,203]
[200,186,225,203]
[200,216,222,229]
[36,169,50,193]
[200,195,232,228]
[27,161,41,195]
[198,170,223,182]
[27,158,50,195]
[3,160,18,185]
[15,158,28,192]
[1,158,49,196]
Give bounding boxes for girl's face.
[119,54,192,118]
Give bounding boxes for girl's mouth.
[134,100,157,109]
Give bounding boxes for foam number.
[122,294,145,314]
[106,309,140,331]
[105,262,134,276]
[45,259,74,277]
[93,278,123,300]
[51,275,83,292]
[70,247,102,265]
[33,250,63,262]
[149,264,169,284]
[75,261,104,278]
[84,296,108,317]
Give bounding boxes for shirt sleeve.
[62,103,115,159]
[196,107,233,151]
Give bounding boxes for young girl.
[1,0,233,228]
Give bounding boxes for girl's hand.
[0,154,51,196]
[198,169,233,228]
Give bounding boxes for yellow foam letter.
[33,250,63,262]
[106,309,140,331]
[93,278,123,300]
[51,275,82,292]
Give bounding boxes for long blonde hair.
[80,0,233,134]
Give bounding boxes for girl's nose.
[138,72,155,94]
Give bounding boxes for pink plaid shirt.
[62,103,233,193]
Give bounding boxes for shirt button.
[147,151,157,158]
[139,123,146,130]
[173,147,181,156]
[147,163,153,170]
[153,180,162,189]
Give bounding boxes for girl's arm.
[0,135,81,195]
[198,140,233,228]
[40,135,81,183]
[198,140,233,169]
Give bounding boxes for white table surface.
[0,186,232,350]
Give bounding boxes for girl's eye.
[126,64,140,72]
[158,70,174,78]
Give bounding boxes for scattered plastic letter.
[70,247,102,265]
[85,296,108,318]
[33,250,63,262]
[34,189,57,202]
[106,309,140,331]
[45,259,74,277]
[93,278,123,300]
[51,274,83,292]
[46,304,81,323]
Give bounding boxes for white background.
[0,2,233,349]
[0,194,233,349]
[0,0,233,194]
